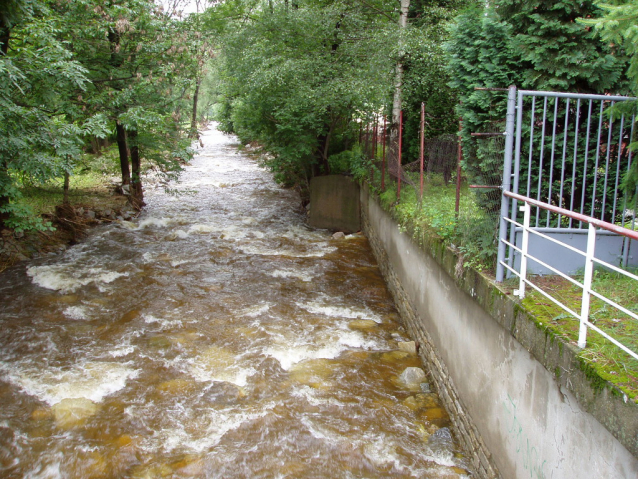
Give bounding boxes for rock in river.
[399,367,427,390]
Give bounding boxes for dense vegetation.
[3,0,638,234]
[0,0,210,232]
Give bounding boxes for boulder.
[52,397,99,429]
[399,367,427,390]
[397,341,417,354]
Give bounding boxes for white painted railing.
[499,191,638,360]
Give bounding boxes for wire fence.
[359,106,504,270]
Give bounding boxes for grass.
[371,170,500,272]
[0,153,130,273]
[520,270,638,401]
[20,171,123,217]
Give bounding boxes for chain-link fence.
[359,111,504,272]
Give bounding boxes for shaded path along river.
[0,128,472,478]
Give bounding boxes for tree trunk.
[0,21,10,229]
[0,24,9,56]
[63,171,70,206]
[128,130,144,210]
[390,0,410,163]
[189,77,201,139]
[0,162,10,231]
[115,121,131,187]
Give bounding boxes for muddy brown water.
[0,128,472,478]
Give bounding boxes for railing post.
[382,115,387,192]
[579,223,597,349]
[496,85,517,282]
[397,110,403,202]
[514,203,530,299]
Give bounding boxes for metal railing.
[496,86,637,282]
[500,190,638,360]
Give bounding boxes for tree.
[0,0,107,231]
[213,0,397,196]
[51,0,198,210]
[581,1,638,197]
[496,0,627,92]
[446,1,629,212]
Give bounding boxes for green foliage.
[496,0,627,92]
[213,0,397,194]
[0,0,108,231]
[445,1,629,215]
[401,0,471,164]
[0,0,204,230]
[581,2,638,200]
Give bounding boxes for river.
[0,127,472,478]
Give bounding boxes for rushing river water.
[0,128,472,478]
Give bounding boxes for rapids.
[0,127,472,478]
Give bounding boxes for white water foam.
[63,306,88,320]
[133,405,273,455]
[137,217,175,229]
[237,243,336,258]
[2,361,138,405]
[269,269,314,282]
[143,314,183,330]
[239,303,271,318]
[27,265,128,293]
[187,347,256,387]
[296,300,382,323]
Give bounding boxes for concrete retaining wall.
[360,185,638,479]
[308,175,360,233]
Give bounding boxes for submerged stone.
[403,393,439,411]
[397,341,417,354]
[171,454,205,477]
[157,378,198,395]
[381,350,410,362]
[148,336,171,349]
[289,358,338,387]
[348,319,378,330]
[52,398,99,429]
[399,367,427,390]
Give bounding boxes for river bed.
[0,127,472,478]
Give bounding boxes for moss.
[577,357,609,392]
[555,367,561,379]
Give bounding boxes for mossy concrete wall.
[309,175,360,233]
[360,185,638,479]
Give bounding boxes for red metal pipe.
[503,190,638,241]
[397,110,403,201]
[381,115,386,191]
[419,102,425,199]
[455,116,462,216]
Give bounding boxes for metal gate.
[496,86,636,282]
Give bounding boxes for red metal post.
[419,102,425,199]
[397,110,403,202]
[381,115,386,191]
[455,116,462,216]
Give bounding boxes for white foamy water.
[27,265,128,293]
[269,269,314,282]
[2,361,138,405]
[239,303,271,317]
[136,217,176,229]
[297,299,382,322]
[265,329,381,371]
[63,306,87,320]
[237,242,337,258]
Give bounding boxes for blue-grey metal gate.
[496,86,636,282]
